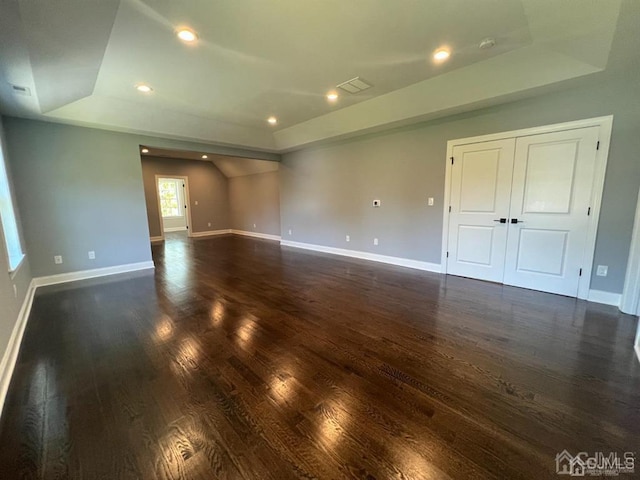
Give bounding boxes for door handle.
[493,218,507,223]
[511,218,524,224]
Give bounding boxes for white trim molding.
[163,226,187,233]
[150,236,164,243]
[232,230,281,242]
[0,279,36,418]
[441,115,614,301]
[635,323,640,364]
[33,261,155,288]
[587,289,622,307]
[280,240,441,273]
[621,188,640,315]
[191,229,232,238]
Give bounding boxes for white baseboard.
[191,229,231,238]
[163,226,187,232]
[280,240,442,273]
[150,236,164,243]
[232,230,281,242]
[33,261,155,288]
[0,279,37,418]
[587,289,622,307]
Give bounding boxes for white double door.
[446,126,599,297]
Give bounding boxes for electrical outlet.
[346,235,350,242]
[596,265,608,276]
[195,200,199,206]
[428,197,434,206]
[54,255,63,264]
[288,229,292,235]
[373,238,379,246]
[88,251,96,260]
[373,199,381,207]
[208,222,211,227]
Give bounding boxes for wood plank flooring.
[1,233,639,479]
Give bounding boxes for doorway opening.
[155,175,192,241]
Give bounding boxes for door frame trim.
[154,175,193,241]
[441,115,614,300]
[620,188,640,314]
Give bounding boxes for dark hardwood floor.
[1,233,639,479]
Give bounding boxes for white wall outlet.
[346,235,350,242]
[195,200,199,206]
[288,229,292,235]
[373,238,379,246]
[88,251,96,260]
[54,255,63,264]
[596,265,608,276]
[208,222,211,227]
[373,199,381,207]
[428,197,434,206]
[253,223,256,229]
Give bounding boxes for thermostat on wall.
[373,199,381,207]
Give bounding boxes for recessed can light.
[136,84,153,93]
[267,116,278,125]
[202,154,208,159]
[326,91,339,102]
[141,148,149,153]
[177,28,198,43]
[433,48,451,61]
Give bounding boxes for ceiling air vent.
[336,77,372,94]
[11,85,31,96]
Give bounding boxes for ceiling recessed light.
[136,84,153,93]
[202,154,208,159]
[433,48,451,62]
[141,148,149,153]
[267,116,278,125]
[177,28,198,43]
[326,91,339,102]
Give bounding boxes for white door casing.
[154,174,193,240]
[441,116,613,300]
[160,178,188,231]
[446,139,515,282]
[503,127,600,296]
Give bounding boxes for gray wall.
[3,118,154,277]
[281,71,640,294]
[141,156,230,237]
[0,116,32,367]
[229,171,280,236]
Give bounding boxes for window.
[158,179,183,218]
[0,137,25,272]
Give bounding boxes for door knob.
[493,218,507,223]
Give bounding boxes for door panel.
[447,139,515,282]
[457,226,494,265]
[515,229,568,275]
[522,142,577,214]
[503,127,599,296]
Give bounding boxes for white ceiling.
[0,0,635,153]
[142,148,278,178]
